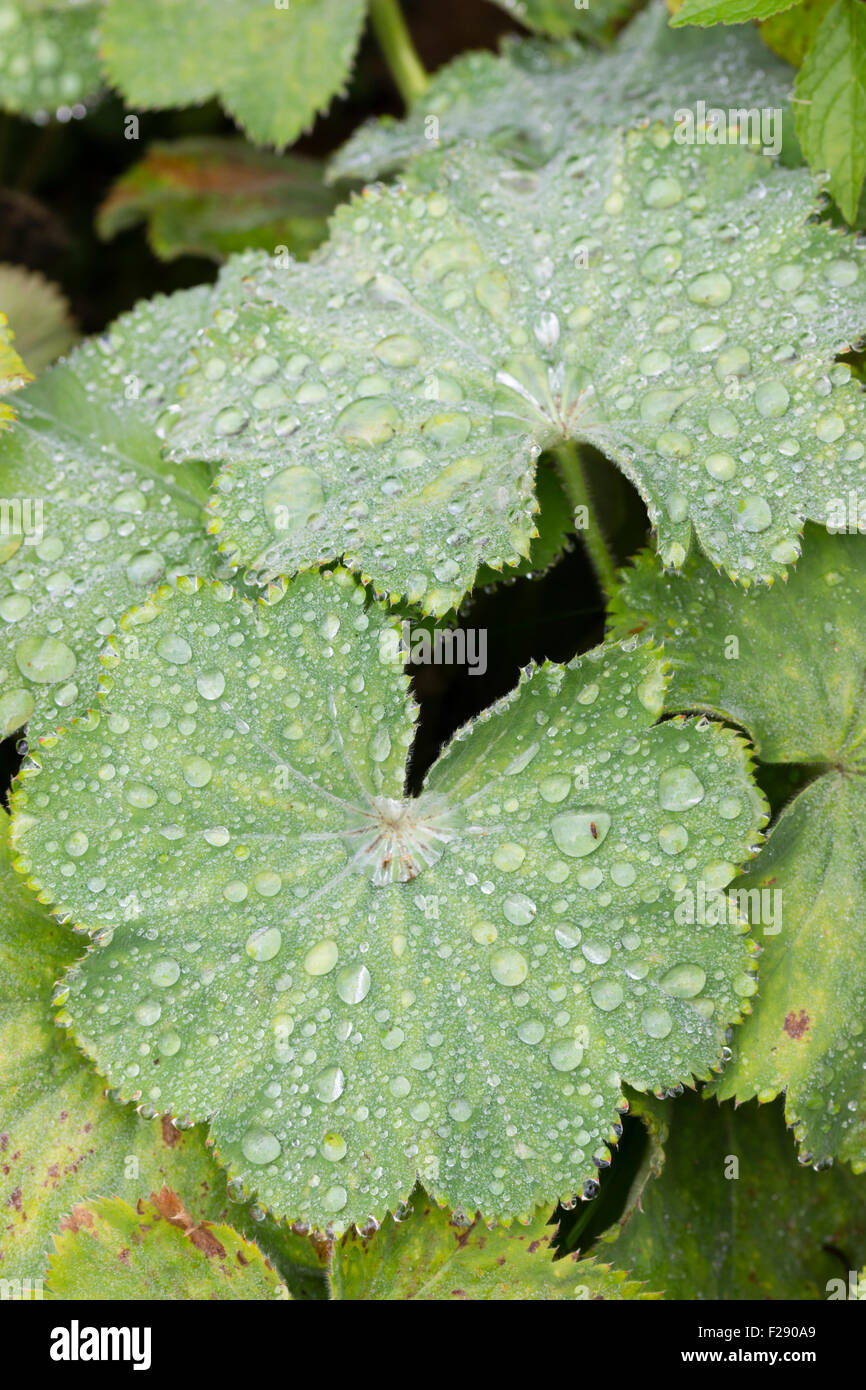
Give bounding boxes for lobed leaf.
[97,138,341,265]
[603,1091,866,1298]
[609,527,866,1168]
[12,567,765,1231]
[173,129,866,615]
[45,1191,284,1300]
[330,3,793,184]
[99,0,368,152]
[0,285,220,740]
[331,1188,658,1298]
[0,262,78,374]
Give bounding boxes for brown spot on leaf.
[784,1010,810,1040]
[189,1226,226,1259]
[60,1204,94,1233]
[160,1114,180,1147]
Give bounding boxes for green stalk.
[369,0,428,108]
[555,442,619,597]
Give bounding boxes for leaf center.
[341,791,459,886]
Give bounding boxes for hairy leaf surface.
[610,527,866,1167]
[45,1191,284,1300]
[603,1092,866,1298]
[331,1189,657,1298]
[0,286,219,739]
[12,568,764,1231]
[330,3,793,183]
[172,131,866,614]
[100,0,368,151]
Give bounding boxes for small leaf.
[97,138,341,265]
[609,527,866,1167]
[45,1192,285,1300]
[331,1188,658,1298]
[330,3,793,184]
[0,262,78,373]
[794,0,866,223]
[671,0,803,26]
[12,568,765,1231]
[100,0,368,151]
[0,1,102,118]
[174,131,865,614]
[0,285,219,739]
[603,1092,866,1298]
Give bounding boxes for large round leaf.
[170,129,866,617]
[12,568,765,1231]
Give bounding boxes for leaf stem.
[369,0,429,109]
[554,442,619,596]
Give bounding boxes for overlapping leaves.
[330,2,793,184]
[604,1092,866,1298]
[610,526,866,1168]
[332,1189,657,1298]
[172,129,866,614]
[12,567,765,1231]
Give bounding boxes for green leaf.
[0,1,102,118]
[329,3,793,184]
[174,129,865,616]
[100,0,368,151]
[0,311,32,428]
[0,262,78,373]
[609,527,866,1168]
[603,1092,866,1298]
[760,0,835,65]
[45,1191,285,1300]
[331,1188,658,1298]
[794,0,866,223]
[671,0,803,26]
[96,138,341,265]
[0,808,287,1291]
[0,285,220,740]
[493,0,637,40]
[12,567,765,1231]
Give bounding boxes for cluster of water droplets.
[0,2,101,119]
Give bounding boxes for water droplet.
[490,947,529,986]
[550,810,610,857]
[641,1007,673,1039]
[659,963,706,998]
[314,1065,345,1103]
[591,980,623,1011]
[304,939,339,976]
[14,635,76,684]
[336,963,371,1004]
[657,768,704,811]
[246,927,282,962]
[242,1125,281,1164]
[549,1040,584,1072]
